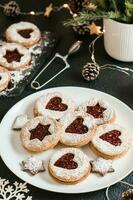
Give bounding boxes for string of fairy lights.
[0,1,101,35]
[0,1,75,17]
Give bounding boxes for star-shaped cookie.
[21,156,45,175]
[90,157,115,176]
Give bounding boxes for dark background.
[0,0,132,199]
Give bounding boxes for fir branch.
[65,0,133,25]
[64,10,109,27]
[64,10,121,27]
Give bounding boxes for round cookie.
[60,111,96,147]
[0,43,31,71]
[78,98,115,125]
[0,66,10,91]
[34,92,76,120]
[49,148,91,183]
[90,124,132,159]
[21,116,61,152]
[6,21,41,48]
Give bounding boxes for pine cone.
[68,0,86,13]
[82,62,100,81]
[121,189,133,200]
[4,1,21,17]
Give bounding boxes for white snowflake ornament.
[0,177,32,200]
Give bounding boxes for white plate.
[0,87,133,193]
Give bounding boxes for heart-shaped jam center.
[54,153,78,169]
[46,96,68,111]
[30,123,51,141]
[18,29,33,39]
[65,117,88,134]
[4,49,23,63]
[100,130,121,146]
[87,103,106,118]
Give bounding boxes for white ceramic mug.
[104,19,133,62]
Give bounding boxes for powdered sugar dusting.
[21,116,60,152]
[49,148,90,180]
[78,98,115,125]
[12,114,28,130]
[34,92,76,120]
[0,43,31,70]
[60,111,96,145]
[0,30,54,97]
[90,157,114,176]
[21,156,45,175]
[6,21,41,47]
[92,124,132,155]
[0,72,9,84]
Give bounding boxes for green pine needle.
[64,10,121,27]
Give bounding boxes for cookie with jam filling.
[90,124,132,159]
[21,116,61,152]
[78,98,116,125]
[6,21,41,48]
[60,111,96,147]
[49,148,91,183]
[0,43,31,71]
[34,92,76,120]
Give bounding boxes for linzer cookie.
[0,43,31,70]
[5,21,41,48]
[34,92,76,120]
[21,116,61,152]
[60,111,96,147]
[49,148,91,183]
[78,98,115,125]
[90,124,132,159]
[0,66,10,91]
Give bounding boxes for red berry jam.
[65,117,88,134]
[30,123,51,141]
[46,96,68,111]
[4,49,22,63]
[54,153,78,169]
[87,103,106,118]
[100,130,121,146]
[18,29,33,39]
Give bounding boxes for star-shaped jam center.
[4,49,23,63]
[87,103,106,118]
[30,123,51,141]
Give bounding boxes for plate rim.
[0,86,133,194]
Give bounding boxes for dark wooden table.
[0,0,132,199]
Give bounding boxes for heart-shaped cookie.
[30,123,51,141]
[18,29,33,39]
[65,117,88,134]
[100,130,121,146]
[87,103,106,118]
[54,153,78,169]
[46,96,68,111]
